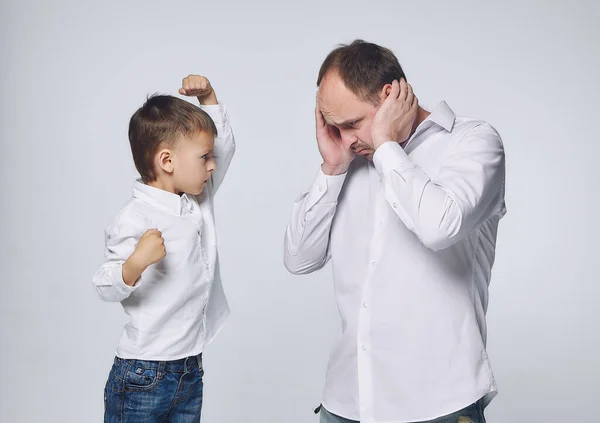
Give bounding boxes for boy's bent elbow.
[92,266,132,302]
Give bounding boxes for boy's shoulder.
[105,199,151,239]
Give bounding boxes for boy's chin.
[189,183,207,196]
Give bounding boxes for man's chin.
[356,150,374,161]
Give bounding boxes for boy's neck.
[147,178,182,196]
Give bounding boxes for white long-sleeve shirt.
[284,101,506,423]
[93,103,235,361]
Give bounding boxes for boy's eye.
[201,154,209,160]
[345,120,359,128]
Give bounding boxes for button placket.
[358,182,385,361]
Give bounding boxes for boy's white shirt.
[93,103,235,360]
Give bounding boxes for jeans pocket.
[106,359,125,394]
[124,363,159,392]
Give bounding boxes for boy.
[93,74,235,422]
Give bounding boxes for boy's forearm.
[122,252,148,286]
[198,92,218,106]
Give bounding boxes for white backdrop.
[1,1,598,422]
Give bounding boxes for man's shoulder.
[451,114,501,138]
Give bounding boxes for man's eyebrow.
[326,117,362,126]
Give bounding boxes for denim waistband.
[113,354,202,374]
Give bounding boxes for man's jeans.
[319,401,486,423]
[104,355,204,423]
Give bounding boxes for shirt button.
[392,202,398,209]
[362,345,368,351]
[363,302,368,308]
[318,186,324,192]
[371,261,376,267]
[379,221,383,226]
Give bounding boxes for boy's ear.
[157,149,174,174]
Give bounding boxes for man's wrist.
[372,134,393,151]
[321,162,349,176]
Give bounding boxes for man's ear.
[378,83,393,105]
[157,148,174,174]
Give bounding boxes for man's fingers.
[315,94,326,127]
[383,80,401,105]
[316,109,325,127]
[399,79,409,102]
[326,124,341,141]
[411,93,419,110]
[406,82,414,103]
[389,80,400,100]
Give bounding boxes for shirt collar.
[132,180,193,216]
[424,100,455,132]
[403,101,455,148]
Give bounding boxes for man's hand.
[122,229,166,286]
[179,74,218,105]
[371,79,419,150]
[315,94,355,175]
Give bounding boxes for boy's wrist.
[198,91,218,106]
[123,252,148,286]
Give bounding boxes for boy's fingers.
[141,229,155,239]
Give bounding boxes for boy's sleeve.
[199,103,235,195]
[92,213,147,302]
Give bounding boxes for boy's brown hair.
[317,39,407,106]
[128,95,217,183]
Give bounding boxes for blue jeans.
[104,355,204,423]
[319,401,486,423]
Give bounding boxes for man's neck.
[411,106,431,135]
[400,107,431,149]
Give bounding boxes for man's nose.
[340,131,356,150]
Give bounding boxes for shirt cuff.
[305,167,347,209]
[199,103,227,123]
[373,141,415,175]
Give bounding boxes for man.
[283,40,506,423]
